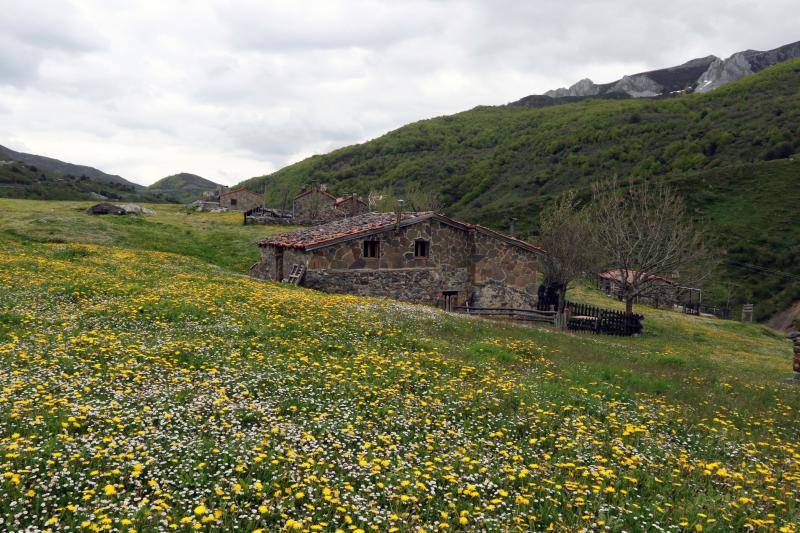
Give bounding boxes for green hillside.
[0,198,293,272]
[147,172,221,203]
[0,161,164,202]
[0,199,798,530]
[239,59,800,319]
[0,143,140,188]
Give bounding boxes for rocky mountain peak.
[513,40,800,108]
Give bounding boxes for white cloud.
[0,0,797,185]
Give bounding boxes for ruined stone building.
[219,187,264,211]
[251,212,544,310]
[292,183,367,225]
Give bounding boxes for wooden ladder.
[285,263,306,285]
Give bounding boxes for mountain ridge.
[0,144,141,189]
[511,40,800,108]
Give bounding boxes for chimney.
[509,217,517,237]
[311,179,318,192]
[396,199,404,231]
[351,192,357,216]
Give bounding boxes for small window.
[414,240,430,258]
[363,240,380,258]
[230,198,238,206]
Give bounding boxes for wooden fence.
[563,301,643,336]
[455,306,557,324]
[456,302,642,336]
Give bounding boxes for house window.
[363,240,380,258]
[414,239,430,258]
[230,198,238,206]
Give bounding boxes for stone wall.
[470,230,538,308]
[220,190,263,212]
[250,247,307,281]
[791,332,800,374]
[245,214,294,225]
[309,220,471,272]
[333,197,367,219]
[292,191,337,225]
[303,267,471,307]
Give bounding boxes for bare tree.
[536,190,600,314]
[403,182,441,212]
[592,178,713,314]
[368,183,441,212]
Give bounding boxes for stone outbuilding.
[598,269,701,310]
[250,211,544,311]
[219,187,263,211]
[292,183,367,225]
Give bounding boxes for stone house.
[292,184,366,225]
[219,187,263,211]
[250,211,545,310]
[598,269,701,309]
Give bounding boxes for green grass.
[0,199,296,272]
[0,199,797,530]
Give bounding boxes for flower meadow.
[0,241,798,532]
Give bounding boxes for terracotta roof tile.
[258,212,430,249]
[258,211,545,254]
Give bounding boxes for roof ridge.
[258,211,544,255]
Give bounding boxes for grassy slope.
[239,59,800,319]
[0,199,295,272]
[0,162,163,202]
[0,199,797,530]
[674,159,800,315]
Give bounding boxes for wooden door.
[275,249,284,281]
[443,291,458,312]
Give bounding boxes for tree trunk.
[556,285,567,314]
[625,296,634,314]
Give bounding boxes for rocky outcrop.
[545,78,600,98]
[695,52,755,93]
[514,40,800,107]
[609,74,663,97]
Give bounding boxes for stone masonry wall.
[303,219,473,307]
[470,230,538,309]
[292,191,337,225]
[791,332,800,374]
[249,247,307,281]
[220,190,263,212]
[308,220,471,272]
[333,197,367,219]
[303,267,471,307]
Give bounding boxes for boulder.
[117,203,155,215]
[86,203,126,215]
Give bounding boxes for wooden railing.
[460,301,644,336]
[455,306,557,324]
[562,301,643,336]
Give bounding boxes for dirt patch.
[767,300,800,331]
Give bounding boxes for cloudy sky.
[0,1,797,185]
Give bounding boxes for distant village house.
[219,187,264,211]
[598,269,701,309]
[292,182,367,225]
[251,211,544,311]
